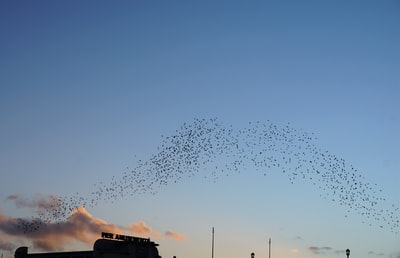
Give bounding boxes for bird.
[15,118,399,234]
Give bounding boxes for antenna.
[211,227,215,258]
[269,238,271,258]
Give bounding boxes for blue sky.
[0,1,399,258]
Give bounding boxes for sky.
[0,1,399,258]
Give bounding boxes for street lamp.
[346,249,350,258]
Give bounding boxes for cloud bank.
[1,194,187,254]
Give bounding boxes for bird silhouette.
[15,118,399,234]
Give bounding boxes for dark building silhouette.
[15,233,162,258]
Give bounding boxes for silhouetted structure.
[14,233,161,258]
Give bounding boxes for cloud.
[368,251,385,256]
[334,250,345,255]
[308,246,356,256]
[308,246,333,255]
[0,233,18,252]
[5,194,71,223]
[165,230,187,241]
[128,221,167,239]
[0,209,35,253]
[0,208,18,235]
[128,221,187,240]
[291,248,300,254]
[6,194,61,210]
[0,202,186,255]
[0,207,123,251]
[34,207,125,250]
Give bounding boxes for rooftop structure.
[14,233,161,258]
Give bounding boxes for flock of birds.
[16,118,399,234]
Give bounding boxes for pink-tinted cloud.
[165,230,187,241]
[0,206,185,254]
[127,226,187,240]
[0,207,122,251]
[7,194,61,210]
[0,233,17,252]
[31,207,125,251]
[290,248,300,254]
[0,209,34,253]
[6,193,70,224]
[129,221,153,236]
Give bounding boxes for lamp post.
[346,249,350,258]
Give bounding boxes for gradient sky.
[1,1,399,258]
